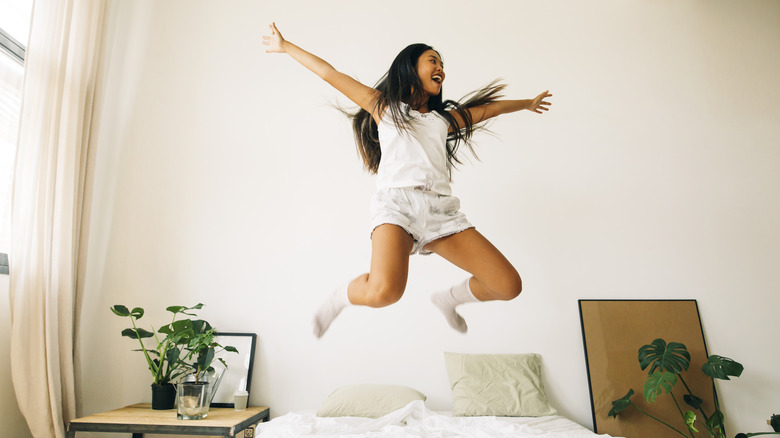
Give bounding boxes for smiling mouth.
[432,75,443,84]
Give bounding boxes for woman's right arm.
[263,23,380,118]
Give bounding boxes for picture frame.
[210,332,257,408]
[578,299,714,438]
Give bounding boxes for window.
[0,0,33,275]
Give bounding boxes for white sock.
[431,278,480,333]
[313,281,351,338]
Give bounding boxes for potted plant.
[110,303,209,410]
[174,320,237,419]
[608,338,743,437]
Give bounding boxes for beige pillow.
[444,352,557,417]
[316,384,427,418]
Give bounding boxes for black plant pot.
[771,414,780,432]
[151,383,176,410]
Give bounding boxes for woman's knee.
[365,279,405,307]
[492,272,522,301]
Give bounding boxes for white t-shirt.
[376,103,452,195]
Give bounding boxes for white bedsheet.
[256,400,617,437]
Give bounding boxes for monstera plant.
[111,303,216,409]
[111,304,207,385]
[608,338,743,438]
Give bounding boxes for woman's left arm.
[453,90,552,127]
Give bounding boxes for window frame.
[0,27,25,65]
[0,26,25,274]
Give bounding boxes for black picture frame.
[210,332,257,408]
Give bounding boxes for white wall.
[74,0,780,435]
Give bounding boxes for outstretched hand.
[262,22,286,53]
[529,90,552,114]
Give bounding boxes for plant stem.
[670,393,685,419]
[679,374,726,436]
[711,380,726,436]
[130,316,159,379]
[669,392,697,437]
[151,325,165,382]
[157,311,179,382]
[631,402,693,438]
[678,375,710,422]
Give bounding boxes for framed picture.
[578,300,713,438]
[210,332,257,408]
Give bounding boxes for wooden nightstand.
[66,403,270,438]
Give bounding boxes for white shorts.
[370,187,474,255]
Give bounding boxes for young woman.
[263,23,552,338]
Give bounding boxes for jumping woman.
[263,22,552,338]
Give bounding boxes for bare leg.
[348,224,414,307]
[312,224,414,337]
[425,228,522,331]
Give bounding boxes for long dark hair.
[350,43,505,174]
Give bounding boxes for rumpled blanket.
[256,400,617,437]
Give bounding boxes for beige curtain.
[9,1,106,437]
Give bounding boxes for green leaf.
[166,306,186,314]
[684,411,699,433]
[183,303,204,314]
[643,370,677,402]
[130,307,144,319]
[702,355,743,380]
[608,389,634,418]
[224,346,238,354]
[683,393,703,410]
[196,347,215,371]
[136,328,154,338]
[707,410,725,431]
[167,303,204,316]
[111,305,130,317]
[121,328,154,339]
[165,347,180,364]
[191,319,212,334]
[638,338,690,374]
[159,319,193,336]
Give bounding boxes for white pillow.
[317,384,427,418]
[444,352,557,417]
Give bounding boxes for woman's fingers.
[530,91,552,114]
[262,22,285,53]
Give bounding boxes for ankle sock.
[431,278,479,333]
[312,281,351,338]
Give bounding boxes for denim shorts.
[369,187,474,255]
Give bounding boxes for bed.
[256,353,622,437]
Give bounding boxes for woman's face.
[415,49,445,97]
